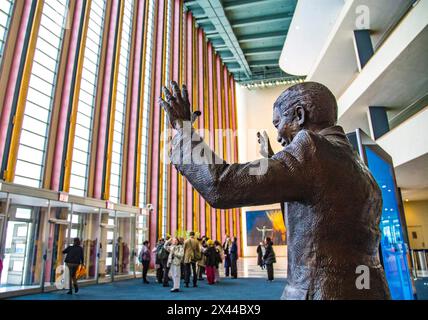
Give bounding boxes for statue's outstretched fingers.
[182,84,189,104]
[170,81,182,101]
[159,97,173,117]
[163,86,175,102]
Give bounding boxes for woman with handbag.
[63,237,84,294]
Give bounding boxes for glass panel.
[98,210,115,283]
[69,206,100,282]
[43,202,71,288]
[114,212,135,276]
[0,204,40,290]
[136,213,149,276]
[365,146,414,300]
[69,0,107,196]
[0,0,13,66]
[15,208,32,220]
[14,0,68,188]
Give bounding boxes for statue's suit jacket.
[170,125,391,300]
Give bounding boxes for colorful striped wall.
[0,0,241,254]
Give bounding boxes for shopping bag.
[76,264,87,280]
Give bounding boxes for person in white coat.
[166,237,184,292]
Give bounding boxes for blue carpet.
[415,278,428,300]
[11,276,286,300]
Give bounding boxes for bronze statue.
[159,81,391,300]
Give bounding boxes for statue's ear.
[295,105,306,127]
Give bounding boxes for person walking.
[222,236,231,277]
[62,237,84,295]
[256,241,266,270]
[162,236,172,287]
[154,238,165,283]
[197,238,207,280]
[183,231,201,288]
[214,240,224,283]
[166,237,184,292]
[204,240,221,285]
[230,237,238,279]
[138,241,151,284]
[263,237,276,281]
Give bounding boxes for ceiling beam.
[196,0,251,78]
[221,57,237,63]
[223,0,282,11]
[196,18,211,24]
[249,59,279,67]
[184,1,199,7]
[239,31,287,43]
[231,13,293,28]
[244,46,283,56]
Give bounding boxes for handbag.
[76,264,87,280]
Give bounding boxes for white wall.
[236,85,290,163]
[236,85,291,257]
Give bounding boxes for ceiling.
[184,0,303,85]
[395,153,428,202]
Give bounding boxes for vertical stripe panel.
[0,0,32,175]
[126,0,145,205]
[51,0,85,191]
[93,0,120,199]
[149,0,165,246]
[185,11,193,232]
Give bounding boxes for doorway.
[98,209,115,283]
[0,201,40,290]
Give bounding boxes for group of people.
[256,237,277,281]
[138,232,239,292]
[61,234,276,295]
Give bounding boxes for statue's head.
[273,82,338,147]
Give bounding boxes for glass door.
[135,211,149,277]
[98,209,115,283]
[43,201,71,289]
[70,205,100,282]
[0,194,43,291]
[115,212,135,278]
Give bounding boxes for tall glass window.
[14,0,68,188]
[138,0,156,208]
[109,0,134,203]
[69,0,107,196]
[0,0,14,66]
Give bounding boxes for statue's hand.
[159,81,201,130]
[257,131,274,158]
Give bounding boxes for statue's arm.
[170,128,309,209]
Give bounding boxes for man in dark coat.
[230,237,238,279]
[159,81,390,300]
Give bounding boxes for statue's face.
[272,106,301,147]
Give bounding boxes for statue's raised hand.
[257,131,274,158]
[159,81,200,130]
